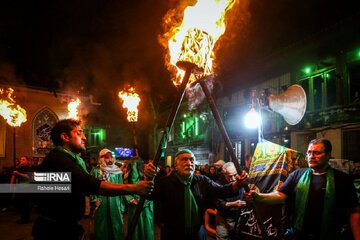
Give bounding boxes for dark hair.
[309,138,332,153]
[51,119,81,146]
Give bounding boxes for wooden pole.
[198,79,269,239]
[126,62,196,240]
[132,122,139,157]
[13,127,16,168]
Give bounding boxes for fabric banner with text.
[237,140,307,239]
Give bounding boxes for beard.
[69,142,86,154]
[308,160,328,171]
[177,167,194,179]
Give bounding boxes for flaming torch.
[0,88,27,167]
[127,0,239,239]
[118,87,141,157]
[165,0,236,86]
[67,98,81,120]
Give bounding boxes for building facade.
[159,14,360,167]
[0,85,106,169]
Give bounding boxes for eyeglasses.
[306,150,325,156]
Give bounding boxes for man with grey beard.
[145,149,248,240]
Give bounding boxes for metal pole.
[126,62,196,240]
[198,79,269,239]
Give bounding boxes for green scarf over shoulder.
[174,172,200,235]
[294,167,335,239]
[56,146,89,174]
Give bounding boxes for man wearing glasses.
[244,138,360,240]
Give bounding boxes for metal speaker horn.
[268,84,307,125]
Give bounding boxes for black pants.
[14,193,31,221]
[32,216,84,240]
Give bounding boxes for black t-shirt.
[279,167,358,235]
[34,148,101,222]
[15,165,32,183]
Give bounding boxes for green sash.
[56,146,89,174]
[174,172,200,235]
[294,167,335,239]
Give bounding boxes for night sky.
[0,0,358,154]
[1,0,357,99]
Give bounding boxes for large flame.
[68,98,81,120]
[0,88,27,127]
[162,0,236,85]
[118,87,140,122]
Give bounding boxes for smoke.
[213,0,251,76]
[0,61,25,85]
[0,0,251,157]
[46,2,171,119]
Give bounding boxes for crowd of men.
[0,118,359,240]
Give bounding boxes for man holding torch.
[244,138,360,240]
[144,149,248,240]
[31,119,153,240]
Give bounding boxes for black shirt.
[15,165,32,183]
[34,148,101,222]
[279,167,358,235]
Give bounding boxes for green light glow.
[181,121,185,138]
[195,117,199,136]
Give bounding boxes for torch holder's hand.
[144,162,159,181]
[227,200,246,208]
[243,188,259,204]
[237,171,248,186]
[133,180,154,195]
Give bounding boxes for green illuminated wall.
[175,112,208,144]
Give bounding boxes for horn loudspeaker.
[268,84,307,125]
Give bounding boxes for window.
[299,70,337,111]
[348,64,360,103]
[234,140,242,163]
[325,70,337,106]
[300,78,310,111]
[32,108,58,156]
[343,129,360,163]
[313,75,323,109]
[175,112,208,144]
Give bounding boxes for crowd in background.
[4,152,359,220]
[0,153,249,231]
[0,156,44,215]
[1,145,359,240]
